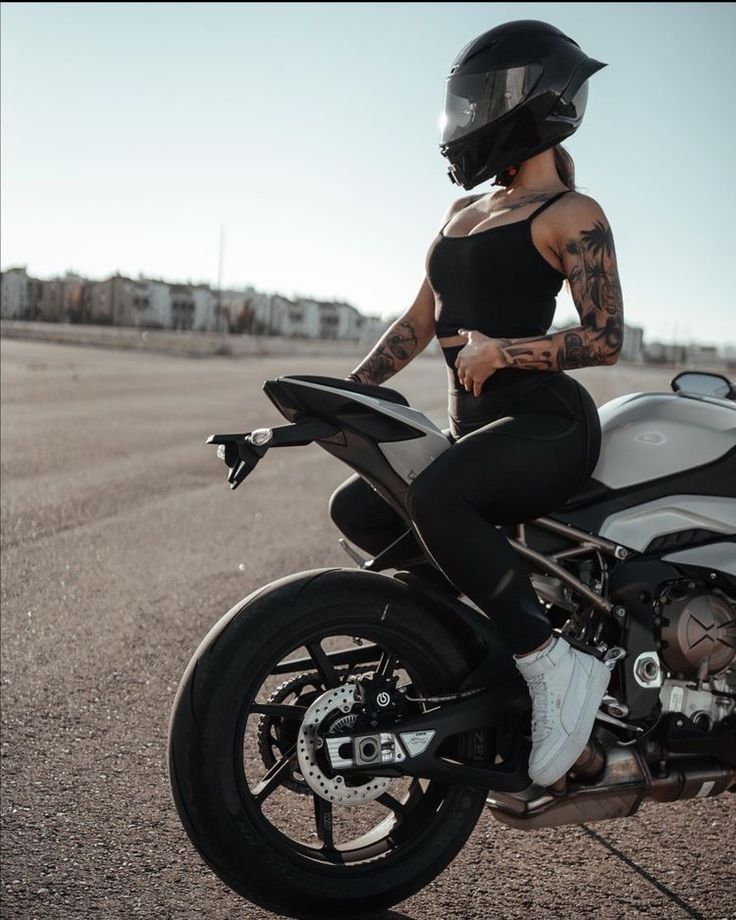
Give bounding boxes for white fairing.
[662,542,736,577]
[591,392,736,489]
[599,496,736,552]
[379,435,451,484]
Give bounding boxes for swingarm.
[312,680,532,792]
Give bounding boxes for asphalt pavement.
[1,339,733,920]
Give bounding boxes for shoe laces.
[526,673,555,743]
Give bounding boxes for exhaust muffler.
[486,746,735,831]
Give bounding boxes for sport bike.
[168,369,736,916]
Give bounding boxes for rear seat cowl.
[278,375,410,407]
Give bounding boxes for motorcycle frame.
[364,514,632,619]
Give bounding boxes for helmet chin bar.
[446,160,518,190]
[444,148,515,191]
[446,161,466,188]
[443,145,485,190]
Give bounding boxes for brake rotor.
[296,684,394,805]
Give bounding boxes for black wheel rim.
[234,619,467,868]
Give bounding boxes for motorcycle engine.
[656,581,736,678]
[655,580,736,730]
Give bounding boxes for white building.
[621,324,644,363]
[191,286,220,332]
[645,341,687,365]
[686,344,721,368]
[286,298,321,338]
[232,292,372,341]
[142,279,172,328]
[1,267,34,318]
[355,313,387,344]
[225,289,273,335]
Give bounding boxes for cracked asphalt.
[1,338,733,920]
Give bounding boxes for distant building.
[38,273,85,322]
[224,292,381,341]
[686,344,720,368]
[721,345,736,370]
[191,285,221,332]
[356,313,387,344]
[82,274,142,325]
[1,266,407,345]
[168,283,195,330]
[645,341,687,365]
[137,278,171,328]
[212,288,275,335]
[316,300,356,340]
[621,324,644,363]
[1,266,42,319]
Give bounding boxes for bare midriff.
[437,334,467,347]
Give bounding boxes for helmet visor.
[440,63,543,146]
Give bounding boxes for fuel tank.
[591,391,736,490]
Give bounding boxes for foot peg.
[602,647,626,670]
[561,632,626,669]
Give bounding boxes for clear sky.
[2,2,735,345]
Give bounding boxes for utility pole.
[217,224,225,332]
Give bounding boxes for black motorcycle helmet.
[439,20,606,190]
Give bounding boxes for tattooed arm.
[347,282,436,385]
[350,194,485,386]
[455,196,624,394]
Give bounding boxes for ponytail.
[494,144,577,190]
[552,144,576,190]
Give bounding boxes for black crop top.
[426,190,571,341]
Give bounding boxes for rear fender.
[186,567,520,694]
[392,571,522,691]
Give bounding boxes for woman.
[329,21,624,789]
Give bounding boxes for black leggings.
[328,373,601,656]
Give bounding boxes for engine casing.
[656,581,736,678]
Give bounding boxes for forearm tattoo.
[497,219,624,371]
[349,319,421,385]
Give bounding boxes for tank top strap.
[526,190,572,224]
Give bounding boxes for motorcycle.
[168,369,736,917]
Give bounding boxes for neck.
[500,149,566,196]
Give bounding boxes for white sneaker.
[514,635,611,788]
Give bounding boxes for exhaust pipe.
[649,759,735,802]
[487,747,735,831]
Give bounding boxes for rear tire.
[168,569,488,916]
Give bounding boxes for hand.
[454,329,510,397]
